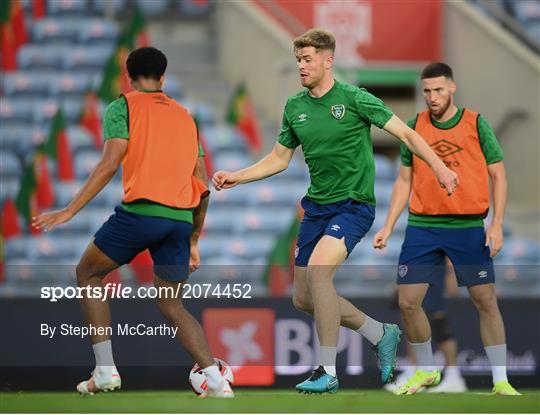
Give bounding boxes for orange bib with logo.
[121,91,208,209]
[410,109,489,216]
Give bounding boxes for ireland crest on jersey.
[331,104,345,120]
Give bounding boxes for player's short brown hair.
[293,29,336,53]
[421,62,454,80]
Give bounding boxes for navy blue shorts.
[94,206,193,282]
[397,226,495,287]
[295,197,375,267]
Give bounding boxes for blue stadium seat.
[514,0,540,23]
[199,236,231,260]
[284,157,309,180]
[505,239,540,264]
[0,98,35,123]
[209,185,251,207]
[375,154,395,181]
[60,97,84,123]
[374,180,393,207]
[50,72,93,98]
[250,183,305,207]
[54,210,96,236]
[201,125,249,154]
[78,20,119,45]
[0,178,20,202]
[178,0,213,17]
[0,151,22,179]
[194,103,215,126]
[162,76,183,100]
[228,235,275,260]
[137,0,169,16]
[213,151,252,171]
[4,236,32,260]
[0,125,48,155]
[32,18,85,44]
[17,45,68,70]
[47,0,87,16]
[74,150,101,180]
[66,126,96,154]
[102,182,124,206]
[238,208,295,236]
[32,99,60,125]
[92,0,126,15]
[1,72,55,98]
[55,180,110,208]
[63,45,114,71]
[203,208,242,234]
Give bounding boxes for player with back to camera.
[212,29,458,394]
[373,62,520,396]
[33,47,234,398]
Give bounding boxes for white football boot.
[428,368,467,393]
[204,380,235,398]
[77,367,121,395]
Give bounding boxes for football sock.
[485,344,508,383]
[93,340,114,376]
[203,364,224,391]
[356,314,384,345]
[319,346,337,377]
[410,338,435,372]
[444,365,462,379]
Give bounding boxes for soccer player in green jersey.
[213,29,458,394]
[373,62,520,396]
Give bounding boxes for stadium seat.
[162,76,184,99]
[47,0,87,16]
[55,180,110,208]
[193,103,215,126]
[178,0,213,17]
[17,45,68,70]
[74,150,101,180]
[66,126,97,154]
[505,239,540,264]
[514,0,540,23]
[50,73,93,98]
[199,236,231,260]
[201,125,249,154]
[284,157,310,180]
[375,154,395,180]
[1,125,45,155]
[213,151,252,171]
[228,235,275,260]
[60,97,84,123]
[102,182,124,206]
[29,235,79,261]
[1,72,56,98]
[237,208,295,236]
[137,0,169,16]
[374,181,393,207]
[209,185,251,207]
[0,152,22,179]
[32,99,60,125]
[203,208,242,234]
[54,210,96,236]
[0,178,20,202]
[32,18,85,44]
[4,236,31,260]
[78,19,119,45]
[0,98,36,123]
[63,45,115,71]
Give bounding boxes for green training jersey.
[278,80,393,205]
[401,107,504,229]
[102,90,204,223]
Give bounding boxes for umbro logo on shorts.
[294,245,299,258]
[398,265,408,278]
[330,224,341,232]
[478,270,488,278]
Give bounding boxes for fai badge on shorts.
[398,265,408,278]
[331,104,345,120]
[294,245,299,259]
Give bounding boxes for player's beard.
[430,97,451,117]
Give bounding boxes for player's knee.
[428,313,454,343]
[399,296,422,316]
[292,295,313,314]
[471,290,498,314]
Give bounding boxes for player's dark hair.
[126,47,167,81]
[294,29,336,53]
[421,62,454,80]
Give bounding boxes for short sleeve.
[477,115,504,164]
[277,106,300,149]
[103,97,129,141]
[354,88,394,129]
[198,141,204,157]
[399,117,417,167]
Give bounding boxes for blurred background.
[0,0,539,390]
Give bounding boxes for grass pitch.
[1,389,539,413]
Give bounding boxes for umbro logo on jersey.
[330,224,341,232]
[331,104,345,120]
[431,139,463,158]
[478,270,488,278]
[298,113,307,122]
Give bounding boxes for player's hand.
[435,165,459,195]
[189,243,201,274]
[212,170,240,191]
[373,227,392,250]
[485,224,503,258]
[32,208,74,232]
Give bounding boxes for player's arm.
[373,165,412,249]
[189,156,209,273]
[32,139,128,232]
[383,115,459,195]
[212,142,294,190]
[486,161,507,257]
